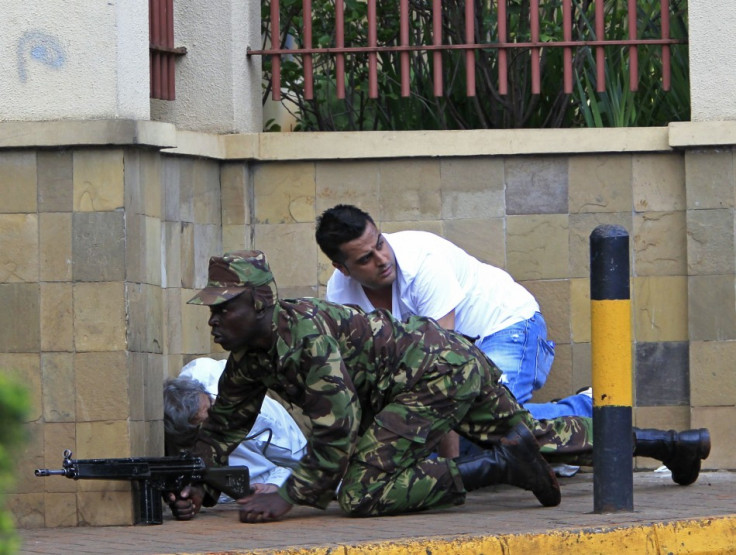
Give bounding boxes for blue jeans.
[477,313,592,421]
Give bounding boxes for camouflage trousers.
[337,353,593,517]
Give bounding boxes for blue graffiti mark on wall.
[17,31,66,83]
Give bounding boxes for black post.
[590,224,633,513]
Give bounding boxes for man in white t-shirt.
[165,357,308,495]
[316,205,592,435]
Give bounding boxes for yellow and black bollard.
[590,224,633,512]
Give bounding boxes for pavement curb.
[192,515,736,555]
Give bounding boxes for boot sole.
[671,429,711,486]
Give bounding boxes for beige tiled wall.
[1,141,735,529]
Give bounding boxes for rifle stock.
[36,449,251,525]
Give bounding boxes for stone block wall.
[1,123,735,528]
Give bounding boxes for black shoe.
[633,428,711,486]
[455,422,561,507]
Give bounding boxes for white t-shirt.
[326,230,539,340]
[180,358,307,486]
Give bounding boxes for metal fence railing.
[149,0,187,100]
[248,0,686,102]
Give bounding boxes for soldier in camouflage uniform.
[168,251,710,523]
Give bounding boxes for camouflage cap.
[187,250,278,308]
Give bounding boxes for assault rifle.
[36,449,251,525]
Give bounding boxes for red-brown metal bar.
[530,0,540,95]
[498,0,508,96]
[166,0,175,99]
[368,0,378,98]
[595,0,605,92]
[400,0,410,97]
[563,0,573,94]
[336,0,345,99]
[271,0,282,101]
[628,0,638,91]
[159,0,169,99]
[432,0,443,96]
[303,0,314,100]
[150,0,160,99]
[661,0,671,91]
[465,0,475,97]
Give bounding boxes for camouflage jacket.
[195,297,487,509]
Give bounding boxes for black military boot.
[633,428,711,486]
[454,422,561,507]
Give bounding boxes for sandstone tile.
[633,405,690,469]
[73,282,126,351]
[162,155,182,222]
[686,209,735,275]
[569,212,632,279]
[221,162,251,225]
[0,213,39,283]
[76,420,131,460]
[569,154,632,213]
[180,221,196,288]
[505,156,568,215]
[38,150,73,212]
[144,354,165,422]
[254,162,315,224]
[632,153,685,212]
[75,351,129,421]
[128,352,146,421]
[570,278,591,343]
[633,276,688,342]
[379,159,441,221]
[688,275,736,341]
[178,157,196,223]
[43,493,78,527]
[40,282,73,352]
[689,340,736,407]
[181,290,212,354]
[165,288,183,355]
[73,149,124,212]
[440,158,505,219]
[523,279,571,346]
[0,355,42,423]
[77,491,134,526]
[162,220,182,289]
[72,211,125,282]
[633,211,687,276]
[279,285,320,299]
[571,341,593,393]
[41,353,75,422]
[635,342,689,406]
[223,224,251,252]
[0,283,40,352]
[193,158,222,224]
[125,214,162,285]
[315,161,380,216]
[124,149,162,218]
[507,214,568,280]
[13,421,43,494]
[5,493,44,529]
[0,151,37,213]
[126,282,163,354]
[380,220,443,236]
[254,223,318,288]
[43,422,76,493]
[39,212,72,282]
[443,218,506,269]
[193,223,222,287]
[691,406,736,470]
[684,149,735,210]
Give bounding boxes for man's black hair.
[315,204,376,263]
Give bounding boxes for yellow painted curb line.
[210,515,736,555]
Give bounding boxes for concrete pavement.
[17,469,736,554]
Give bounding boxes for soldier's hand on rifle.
[166,484,205,520]
[237,491,293,523]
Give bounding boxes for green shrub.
[0,374,30,555]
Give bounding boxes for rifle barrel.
[35,469,68,477]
